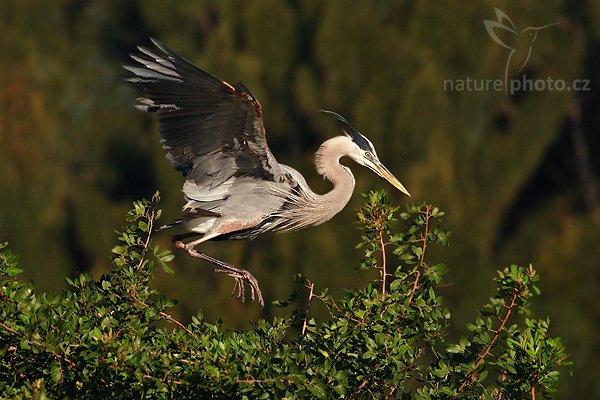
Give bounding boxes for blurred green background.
[1,1,599,398]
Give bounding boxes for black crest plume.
[317,109,370,150]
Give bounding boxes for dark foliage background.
[0,1,598,398]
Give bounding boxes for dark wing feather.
[124,38,289,188]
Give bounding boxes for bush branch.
[137,205,155,271]
[132,296,197,338]
[235,377,297,385]
[456,290,519,394]
[301,279,315,336]
[379,230,387,301]
[408,205,432,304]
[0,321,76,367]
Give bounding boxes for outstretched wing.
[124,38,291,196]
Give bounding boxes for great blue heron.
[125,39,410,306]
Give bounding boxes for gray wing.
[124,39,293,200]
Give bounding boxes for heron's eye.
[364,151,373,159]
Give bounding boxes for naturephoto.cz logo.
[444,8,591,97]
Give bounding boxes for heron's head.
[319,110,411,197]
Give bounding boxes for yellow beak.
[374,162,411,197]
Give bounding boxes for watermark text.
[444,75,591,95]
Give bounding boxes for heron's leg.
[173,237,264,306]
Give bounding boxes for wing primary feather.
[124,38,297,204]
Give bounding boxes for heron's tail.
[154,219,183,232]
[154,208,222,232]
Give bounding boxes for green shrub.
[0,192,570,399]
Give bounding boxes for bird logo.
[484,8,558,97]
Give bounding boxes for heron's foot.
[212,267,264,307]
[174,240,264,306]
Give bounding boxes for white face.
[351,149,377,170]
[346,135,379,170]
[346,135,411,197]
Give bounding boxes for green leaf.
[0,194,570,399]
[160,254,175,263]
[425,263,448,284]
[50,360,63,383]
[389,279,403,292]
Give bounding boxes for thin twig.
[0,321,18,335]
[385,385,396,400]
[473,293,517,370]
[0,322,76,367]
[131,296,197,338]
[235,376,299,385]
[407,270,421,305]
[379,230,387,301]
[326,296,367,326]
[350,379,370,400]
[130,203,196,337]
[349,358,381,400]
[143,374,185,385]
[407,206,431,304]
[301,279,315,336]
[456,291,519,395]
[159,311,197,337]
[137,206,155,271]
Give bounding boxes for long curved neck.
[273,136,358,232]
[315,136,356,191]
[308,136,356,225]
